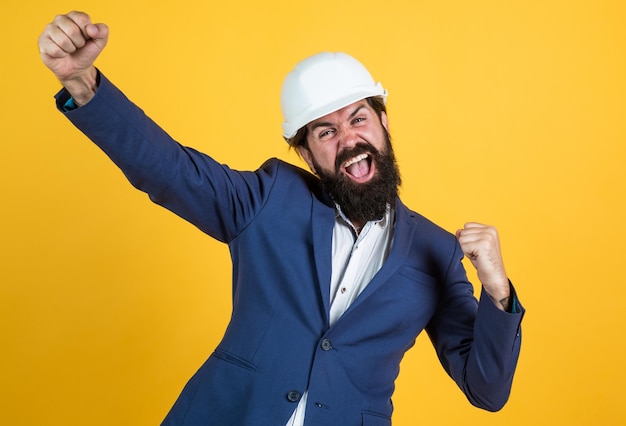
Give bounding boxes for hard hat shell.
[281,52,387,141]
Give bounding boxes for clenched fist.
[38,11,109,105]
[456,223,511,311]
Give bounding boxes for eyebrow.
[308,104,368,132]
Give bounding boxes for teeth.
[342,153,368,169]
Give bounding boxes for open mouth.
[341,153,375,183]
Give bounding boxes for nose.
[337,125,359,150]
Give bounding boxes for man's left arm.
[457,223,524,409]
[427,223,524,412]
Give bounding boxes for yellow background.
[2,0,625,424]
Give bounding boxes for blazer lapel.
[335,199,417,319]
[310,186,336,327]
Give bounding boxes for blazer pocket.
[212,347,257,371]
[397,265,438,287]
[362,411,391,426]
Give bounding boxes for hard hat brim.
[282,83,387,141]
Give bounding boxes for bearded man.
[39,11,524,426]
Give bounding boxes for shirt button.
[287,390,301,402]
[320,339,332,351]
[341,287,347,294]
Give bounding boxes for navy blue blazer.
[57,73,524,426]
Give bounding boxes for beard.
[312,134,401,225]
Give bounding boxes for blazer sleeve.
[55,71,278,243]
[426,242,525,411]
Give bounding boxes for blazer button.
[320,339,332,351]
[287,390,302,402]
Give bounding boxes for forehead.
[306,100,372,129]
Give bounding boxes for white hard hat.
[280,52,387,141]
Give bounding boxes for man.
[39,11,524,426]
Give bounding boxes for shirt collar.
[335,203,392,233]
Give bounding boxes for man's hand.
[456,223,511,311]
[38,11,109,106]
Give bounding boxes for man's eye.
[353,117,365,124]
[319,129,334,139]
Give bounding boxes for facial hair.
[312,134,401,225]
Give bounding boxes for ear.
[381,111,389,132]
[297,146,317,174]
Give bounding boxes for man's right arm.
[39,11,109,106]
